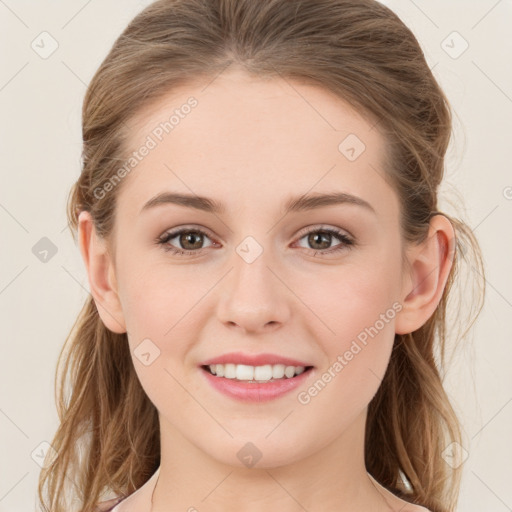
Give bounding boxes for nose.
[215,249,292,334]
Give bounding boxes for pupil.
[309,232,330,250]
[181,232,203,249]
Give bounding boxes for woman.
[38,0,485,511]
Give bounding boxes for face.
[100,68,407,468]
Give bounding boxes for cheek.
[117,262,213,394]
[297,260,399,397]
[118,256,198,335]
[295,286,397,439]
[118,265,201,411]
[299,257,399,340]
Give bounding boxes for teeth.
[272,364,285,379]
[215,364,224,377]
[224,363,236,379]
[236,364,255,381]
[207,363,307,382]
[284,366,296,378]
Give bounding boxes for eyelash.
[156,225,355,257]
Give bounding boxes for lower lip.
[200,367,314,403]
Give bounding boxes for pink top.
[95,469,431,511]
[94,466,160,511]
[94,496,127,511]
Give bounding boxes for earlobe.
[395,215,455,335]
[77,211,127,334]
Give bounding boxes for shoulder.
[385,496,431,512]
[401,505,431,512]
[95,497,125,512]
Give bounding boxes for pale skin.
[79,68,454,512]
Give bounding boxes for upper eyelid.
[295,224,353,239]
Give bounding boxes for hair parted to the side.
[38,1,485,511]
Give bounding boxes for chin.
[206,435,313,470]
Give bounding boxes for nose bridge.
[215,232,291,331]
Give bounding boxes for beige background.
[0,0,511,510]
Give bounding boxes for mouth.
[200,363,315,383]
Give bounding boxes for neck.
[151,409,393,512]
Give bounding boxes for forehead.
[116,69,397,221]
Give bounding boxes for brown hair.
[38,1,485,511]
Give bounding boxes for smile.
[203,363,311,382]
[200,364,315,402]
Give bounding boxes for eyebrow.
[140,191,376,216]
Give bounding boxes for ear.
[395,214,455,335]
[77,211,127,334]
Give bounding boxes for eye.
[294,226,354,256]
[156,227,216,256]
[156,225,355,257]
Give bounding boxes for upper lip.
[200,352,313,368]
